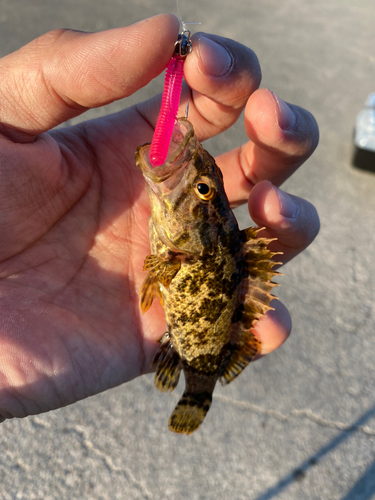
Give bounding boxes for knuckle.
[32,28,82,49]
[28,29,72,53]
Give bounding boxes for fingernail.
[275,187,299,219]
[198,36,233,77]
[272,93,296,131]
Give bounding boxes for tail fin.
[168,391,212,434]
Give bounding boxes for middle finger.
[217,88,319,206]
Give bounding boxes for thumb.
[0,14,179,142]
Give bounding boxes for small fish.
[135,118,281,434]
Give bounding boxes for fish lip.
[135,118,195,183]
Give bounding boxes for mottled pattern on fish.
[135,119,281,434]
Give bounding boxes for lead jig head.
[174,30,193,58]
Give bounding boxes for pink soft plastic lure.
[149,31,192,167]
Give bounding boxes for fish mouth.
[135,118,196,184]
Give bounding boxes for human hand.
[0,14,319,420]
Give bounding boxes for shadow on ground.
[352,147,375,173]
[254,404,375,500]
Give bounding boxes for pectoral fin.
[143,254,181,287]
[140,254,181,313]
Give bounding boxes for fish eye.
[193,175,217,201]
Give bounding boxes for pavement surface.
[1,0,375,499]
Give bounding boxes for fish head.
[136,118,235,256]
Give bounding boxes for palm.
[0,110,166,417]
[0,16,319,420]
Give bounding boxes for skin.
[0,14,319,421]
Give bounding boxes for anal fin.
[220,333,261,386]
[152,333,181,392]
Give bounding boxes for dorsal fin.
[220,227,281,385]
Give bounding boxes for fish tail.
[168,390,213,435]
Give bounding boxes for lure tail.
[149,57,184,166]
[149,29,192,167]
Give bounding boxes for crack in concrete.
[63,424,152,499]
[29,416,52,429]
[215,394,375,436]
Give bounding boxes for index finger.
[0,14,179,142]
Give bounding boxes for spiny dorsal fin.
[241,226,282,327]
[243,227,283,274]
[219,226,281,385]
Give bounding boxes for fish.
[135,118,281,434]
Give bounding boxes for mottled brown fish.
[135,118,281,435]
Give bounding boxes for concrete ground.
[1,0,375,498]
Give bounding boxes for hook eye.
[174,31,193,58]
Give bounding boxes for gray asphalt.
[1,1,375,499]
